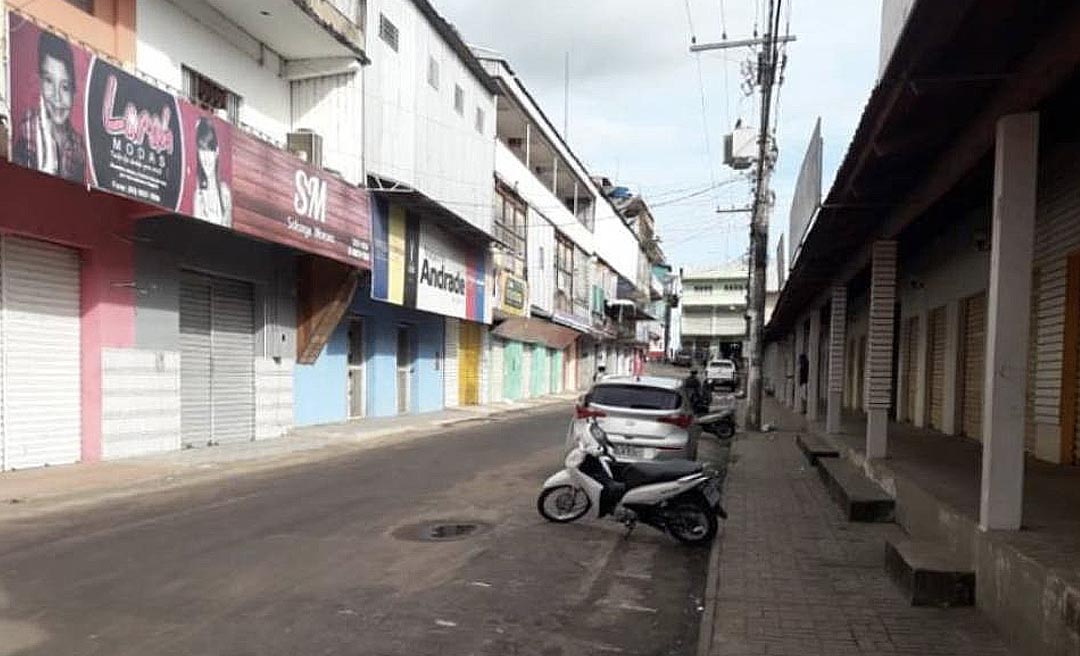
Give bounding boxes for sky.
[434,0,883,275]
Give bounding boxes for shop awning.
[493,317,579,349]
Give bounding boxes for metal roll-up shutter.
[521,344,532,398]
[479,329,491,404]
[180,273,255,447]
[928,307,946,430]
[903,317,919,423]
[550,348,563,393]
[180,275,213,448]
[458,321,481,405]
[209,277,255,445]
[565,342,576,391]
[1,237,81,470]
[444,318,459,408]
[1074,326,1080,464]
[1025,268,1040,454]
[490,337,504,403]
[961,293,987,440]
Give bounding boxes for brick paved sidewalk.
[700,431,1013,656]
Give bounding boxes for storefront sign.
[371,198,491,323]
[496,270,527,317]
[9,15,231,221]
[231,131,370,267]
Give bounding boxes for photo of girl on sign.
[12,29,87,183]
[192,117,232,226]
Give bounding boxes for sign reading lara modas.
[230,130,371,267]
[8,14,230,220]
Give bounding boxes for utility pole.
[690,1,787,430]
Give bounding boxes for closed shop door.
[1,237,81,470]
[443,318,459,407]
[550,348,563,393]
[565,342,576,390]
[960,293,987,440]
[180,272,255,447]
[504,340,523,400]
[521,344,532,398]
[347,318,365,418]
[396,326,413,414]
[902,317,919,422]
[490,337,504,403]
[532,344,549,396]
[459,321,482,405]
[927,307,946,430]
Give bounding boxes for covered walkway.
[768,395,1080,655]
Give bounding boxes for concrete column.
[865,240,898,459]
[807,310,822,422]
[941,300,962,435]
[794,319,806,414]
[913,311,929,428]
[980,113,1039,532]
[826,284,847,433]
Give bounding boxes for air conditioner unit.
[287,129,324,168]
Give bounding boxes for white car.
[568,376,701,461]
[706,360,738,391]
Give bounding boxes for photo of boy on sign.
[12,29,87,183]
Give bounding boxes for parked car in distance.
[671,349,692,367]
[706,359,738,391]
[569,376,701,461]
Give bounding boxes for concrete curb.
[696,524,724,656]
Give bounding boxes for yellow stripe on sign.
[387,204,406,304]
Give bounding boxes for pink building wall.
[0,162,138,463]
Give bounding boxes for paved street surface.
[702,424,1013,656]
[0,404,712,656]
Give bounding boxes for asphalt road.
[0,403,716,656]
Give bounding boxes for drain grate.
[392,520,490,542]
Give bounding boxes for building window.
[573,247,589,306]
[494,186,527,273]
[182,67,241,123]
[475,107,485,134]
[721,283,745,291]
[427,56,440,90]
[556,236,574,308]
[693,284,714,293]
[378,13,399,51]
[63,0,93,12]
[454,85,464,115]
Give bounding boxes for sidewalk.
[698,421,1013,655]
[0,394,576,524]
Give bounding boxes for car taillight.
[575,405,607,419]
[657,414,694,429]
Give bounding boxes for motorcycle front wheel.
[537,485,591,523]
[713,421,735,440]
[666,500,718,545]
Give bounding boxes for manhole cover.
[392,520,491,542]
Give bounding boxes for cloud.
[433,0,882,269]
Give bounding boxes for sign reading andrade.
[371,198,491,323]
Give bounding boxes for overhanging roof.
[768,0,1080,338]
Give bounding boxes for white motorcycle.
[537,419,726,545]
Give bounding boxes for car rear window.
[589,385,681,410]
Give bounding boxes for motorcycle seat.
[619,460,704,488]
